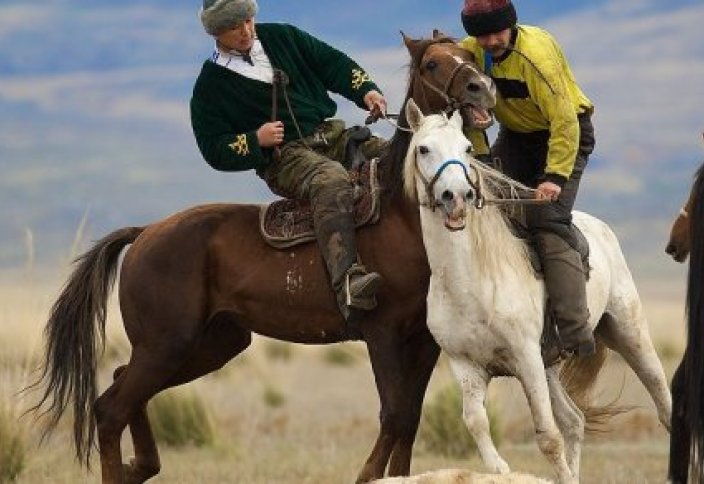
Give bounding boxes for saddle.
[259,158,382,249]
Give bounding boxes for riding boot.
[313,184,382,322]
[534,230,595,359]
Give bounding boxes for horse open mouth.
[462,105,494,130]
[442,196,467,231]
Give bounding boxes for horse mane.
[685,162,704,480]
[462,165,535,282]
[402,112,535,282]
[378,35,460,199]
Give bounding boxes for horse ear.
[401,31,423,59]
[405,98,424,132]
[450,109,463,130]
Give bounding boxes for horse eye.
[465,145,473,154]
[425,60,437,71]
[467,82,480,92]
[419,145,429,155]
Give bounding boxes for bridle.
[416,54,488,116]
[368,38,493,134]
[412,38,491,116]
[414,153,485,210]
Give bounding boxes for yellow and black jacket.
[460,25,593,182]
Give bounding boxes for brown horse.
[666,133,704,263]
[668,163,704,484]
[31,32,495,484]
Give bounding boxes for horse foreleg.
[668,360,689,484]
[596,311,672,430]
[514,348,574,484]
[387,328,440,476]
[357,335,406,483]
[448,358,509,474]
[546,365,585,478]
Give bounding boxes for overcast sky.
[0,0,702,282]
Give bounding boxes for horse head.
[402,30,496,129]
[666,201,691,263]
[403,98,481,231]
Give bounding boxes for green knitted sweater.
[190,23,381,172]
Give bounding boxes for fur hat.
[200,0,258,36]
[461,0,517,37]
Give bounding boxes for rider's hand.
[257,121,285,148]
[364,90,387,120]
[536,181,561,201]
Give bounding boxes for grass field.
[0,270,685,483]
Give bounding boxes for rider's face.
[475,28,512,58]
[216,18,256,53]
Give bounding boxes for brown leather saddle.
[259,158,382,249]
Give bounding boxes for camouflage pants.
[256,119,388,318]
[257,119,388,202]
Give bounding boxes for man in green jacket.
[460,0,597,359]
[191,0,388,322]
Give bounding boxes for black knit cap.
[461,0,518,37]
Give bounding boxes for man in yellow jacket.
[460,0,596,360]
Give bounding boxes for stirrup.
[344,264,382,310]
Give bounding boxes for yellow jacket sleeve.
[525,59,579,180]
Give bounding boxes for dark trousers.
[491,113,595,245]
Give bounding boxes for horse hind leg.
[94,346,185,484]
[448,358,509,474]
[514,348,575,484]
[546,365,585,478]
[111,365,161,484]
[595,310,672,430]
[117,312,252,484]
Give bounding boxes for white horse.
[402,99,671,484]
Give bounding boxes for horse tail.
[685,163,704,480]
[559,339,631,432]
[29,226,144,466]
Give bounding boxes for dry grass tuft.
[419,383,501,458]
[323,345,358,366]
[0,403,27,482]
[263,341,294,362]
[262,385,286,408]
[148,387,217,448]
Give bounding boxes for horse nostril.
[441,190,454,202]
[665,244,674,255]
[467,83,480,92]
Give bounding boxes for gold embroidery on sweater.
[351,69,371,90]
[229,134,249,156]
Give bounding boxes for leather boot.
[534,230,595,358]
[313,185,382,321]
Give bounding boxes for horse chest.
[428,312,505,357]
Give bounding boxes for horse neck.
[418,191,534,292]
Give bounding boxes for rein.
[272,68,313,152]
[415,149,551,211]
